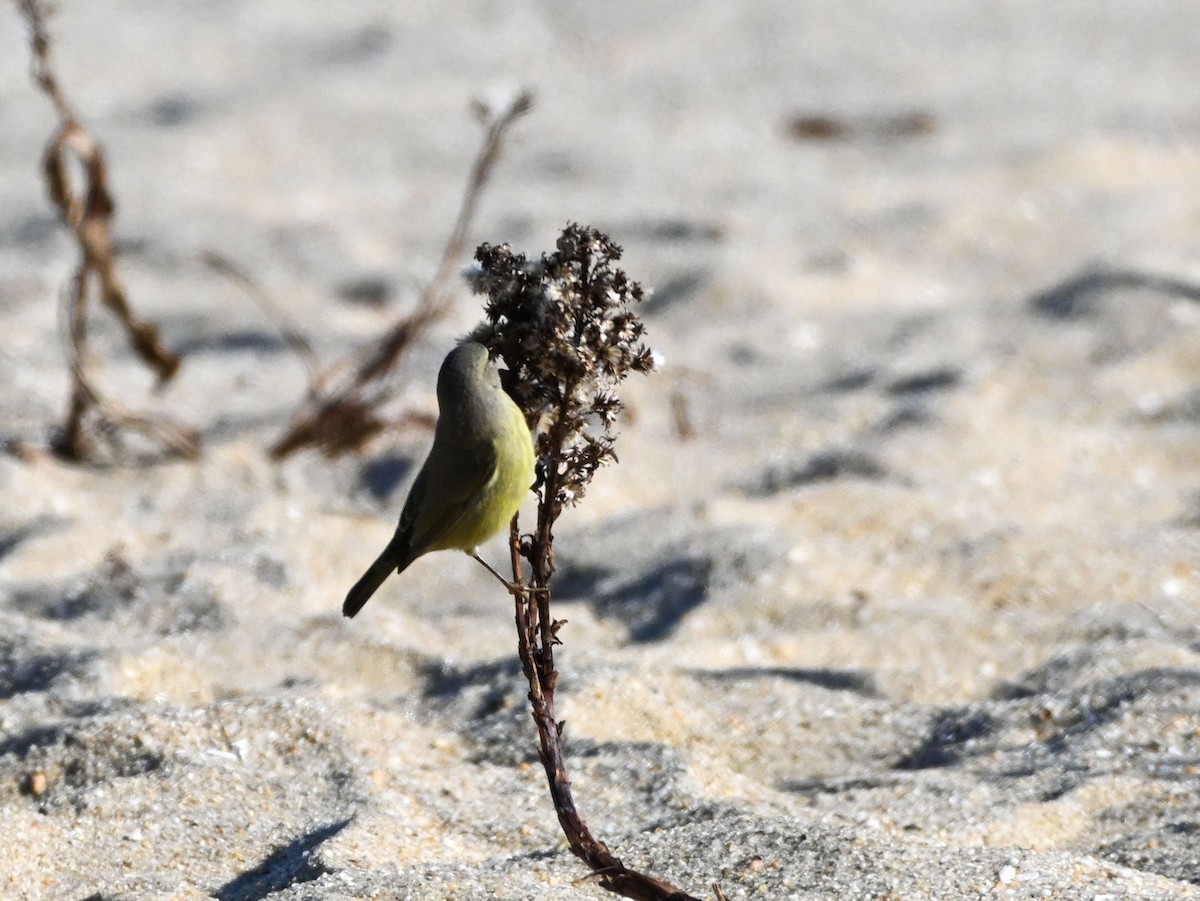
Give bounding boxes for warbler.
[343,341,535,618]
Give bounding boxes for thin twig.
[18,0,71,121]
[56,280,200,459]
[268,89,534,459]
[19,0,194,461]
[42,104,180,385]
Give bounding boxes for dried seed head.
[470,223,653,517]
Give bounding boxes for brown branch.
[55,275,199,460]
[475,225,689,898]
[508,524,701,901]
[43,122,181,384]
[19,0,194,461]
[268,89,534,459]
[18,0,71,121]
[508,362,699,898]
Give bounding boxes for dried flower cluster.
[469,224,654,532]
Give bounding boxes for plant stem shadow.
[212,818,351,901]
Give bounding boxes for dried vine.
[18,0,197,461]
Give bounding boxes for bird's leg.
[472,554,529,596]
[472,553,552,602]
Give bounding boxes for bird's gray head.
[437,341,499,404]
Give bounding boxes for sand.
[1,1,1198,898]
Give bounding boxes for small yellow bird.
[343,341,535,618]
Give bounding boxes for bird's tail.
[343,539,410,618]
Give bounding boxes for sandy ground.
[1,2,1199,899]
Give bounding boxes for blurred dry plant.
[17,0,198,461]
[471,226,707,901]
[267,90,533,459]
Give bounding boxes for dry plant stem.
[354,91,533,389]
[23,0,179,383]
[45,124,180,384]
[58,277,200,459]
[508,525,701,901]
[268,90,533,459]
[20,0,194,460]
[473,224,687,897]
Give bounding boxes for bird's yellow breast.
[431,398,535,554]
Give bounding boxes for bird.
[343,341,535,618]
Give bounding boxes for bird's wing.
[393,463,431,551]
[343,438,499,619]
[404,437,499,554]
